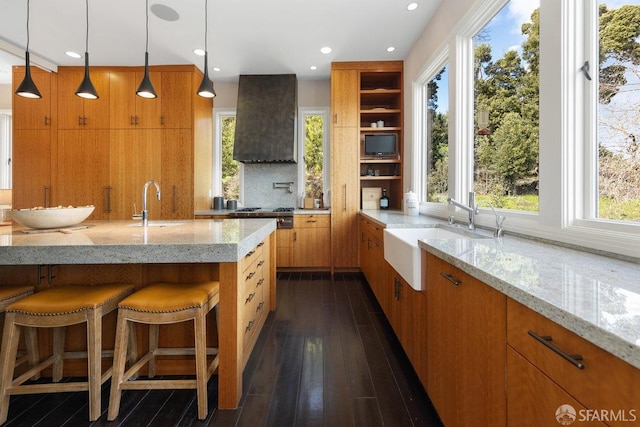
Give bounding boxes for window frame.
[415,0,640,258]
[297,107,329,203]
[213,108,244,205]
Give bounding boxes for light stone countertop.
[0,219,276,265]
[360,210,640,370]
[195,208,331,216]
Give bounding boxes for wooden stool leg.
[23,327,40,380]
[148,324,159,378]
[0,314,21,425]
[52,327,65,382]
[127,322,138,379]
[86,309,102,421]
[194,308,208,420]
[108,311,130,421]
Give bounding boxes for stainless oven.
[228,207,294,229]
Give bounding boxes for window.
[214,110,241,202]
[298,108,328,203]
[594,1,640,222]
[426,65,449,203]
[0,112,11,189]
[472,1,540,211]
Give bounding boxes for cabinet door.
[12,130,52,209]
[331,69,359,127]
[330,126,359,268]
[58,69,110,129]
[57,130,110,219]
[425,253,506,427]
[507,348,606,427]
[276,228,294,267]
[109,129,162,219]
[12,67,53,130]
[293,226,330,267]
[110,71,161,129]
[161,72,192,128]
[161,129,193,219]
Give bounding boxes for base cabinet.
[277,214,331,268]
[425,252,506,427]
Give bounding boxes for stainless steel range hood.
[233,74,298,163]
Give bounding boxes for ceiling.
[0,0,442,86]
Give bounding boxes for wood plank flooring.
[3,272,443,427]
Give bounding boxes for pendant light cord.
[26,0,31,51]
[145,0,149,52]
[84,0,89,52]
[204,0,208,52]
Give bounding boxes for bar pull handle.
[246,271,255,281]
[172,185,177,213]
[293,232,297,242]
[246,250,255,258]
[44,186,50,208]
[257,241,264,247]
[130,116,135,126]
[257,278,264,287]
[257,301,264,312]
[104,186,113,213]
[44,116,49,126]
[78,116,83,126]
[257,260,265,267]
[333,113,337,124]
[245,320,254,333]
[439,272,461,286]
[528,330,585,369]
[83,116,87,126]
[245,292,255,304]
[161,116,165,126]
[343,184,347,211]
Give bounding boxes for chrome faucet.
[448,191,477,230]
[142,180,161,227]
[475,201,506,237]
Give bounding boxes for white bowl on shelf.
[9,206,95,229]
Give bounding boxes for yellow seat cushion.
[0,286,34,306]
[7,284,134,316]
[119,281,220,313]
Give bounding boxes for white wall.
[0,84,11,110]
[212,79,329,110]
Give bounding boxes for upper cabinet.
[12,66,55,130]
[109,70,162,129]
[57,68,110,129]
[161,72,193,129]
[330,69,359,128]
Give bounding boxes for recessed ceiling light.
[387,47,396,52]
[407,3,418,11]
[150,4,180,21]
[310,66,317,70]
[65,51,82,59]
[320,47,332,54]
[213,67,221,72]
[193,49,205,56]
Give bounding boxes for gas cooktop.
[228,207,295,217]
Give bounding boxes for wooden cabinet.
[330,62,403,270]
[109,70,162,129]
[12,67,56,210]
[12,67,54,130]
[277,215,331,268]
[359,67,403,210]
[359,216,389,312]
[292,214,330,267]
[425,252,506,427]
[57,68,110,129]
[109,129,162,220]
[12,64,212,219]
[56,130,110,219]
[507,298,640,427]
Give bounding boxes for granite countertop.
[195,208,331,216]
[360,210,640,370]
[0,219,276,265]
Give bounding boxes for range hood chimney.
[233,74,298,163]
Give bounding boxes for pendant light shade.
[197,52,216,98]
[76,53,99,99]
[75,0,99,99]
[15,0,42,99]
[137,0,157,99]
[136,52,157,98]
[197,0,216,98]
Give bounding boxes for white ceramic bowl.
[9,206,95,229]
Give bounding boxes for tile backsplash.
[243,163,298,207]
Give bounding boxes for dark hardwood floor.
[3,273,443,427]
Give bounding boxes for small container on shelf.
[379,188,390,210]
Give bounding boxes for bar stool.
[108,281,220,421]
[0,283,135,424]
[0,286,38,371]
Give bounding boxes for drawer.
[359,216,384,240]
[295,214,330,228]
[507,298,640,424]
[241,239,265,273]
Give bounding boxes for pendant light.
[15,0,42,99]
[197,0,216,98]
[75,0,99,99]
[136,0,157,99]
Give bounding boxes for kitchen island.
[0,218,277,409]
